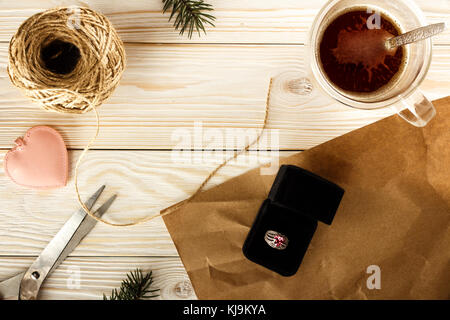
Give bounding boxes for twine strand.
[75,78,273,227]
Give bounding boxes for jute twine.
[7,6,273,227]
[8,7,125,113]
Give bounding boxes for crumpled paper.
[163,97,450,299]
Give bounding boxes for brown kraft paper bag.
[163,97,450,299]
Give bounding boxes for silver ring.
[264,230,289,250]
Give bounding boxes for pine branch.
[162,0,216,38]
[103,269,159,300]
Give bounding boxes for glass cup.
[278,0,436,127]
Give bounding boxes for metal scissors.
[0,185,116,300]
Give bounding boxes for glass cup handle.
[392,90,436,127]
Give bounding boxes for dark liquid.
[319,9,405,93]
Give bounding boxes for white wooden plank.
[0,150,290,256]
[0,0,448,44]
[0,256,197,300]
[1,43,449,150]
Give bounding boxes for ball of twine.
[7,7,126,114]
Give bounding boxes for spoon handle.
[386,23,446,49]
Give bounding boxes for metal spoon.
[385,22,446,50]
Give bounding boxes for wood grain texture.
[1,43,449,150]
[0,256,196,300]
[0,150,289,256]
[0,0,448,44]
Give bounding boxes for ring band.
[264,230,289,250]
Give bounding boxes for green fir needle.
[162,0,216,38]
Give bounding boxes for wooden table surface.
[0,0,449,299]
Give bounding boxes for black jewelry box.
[242,199,317,276]
[268,165,344,225]
[243,165,345,276]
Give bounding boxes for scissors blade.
[18,185,108,300]
[0,273,24,300]
[49,194,117,274]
